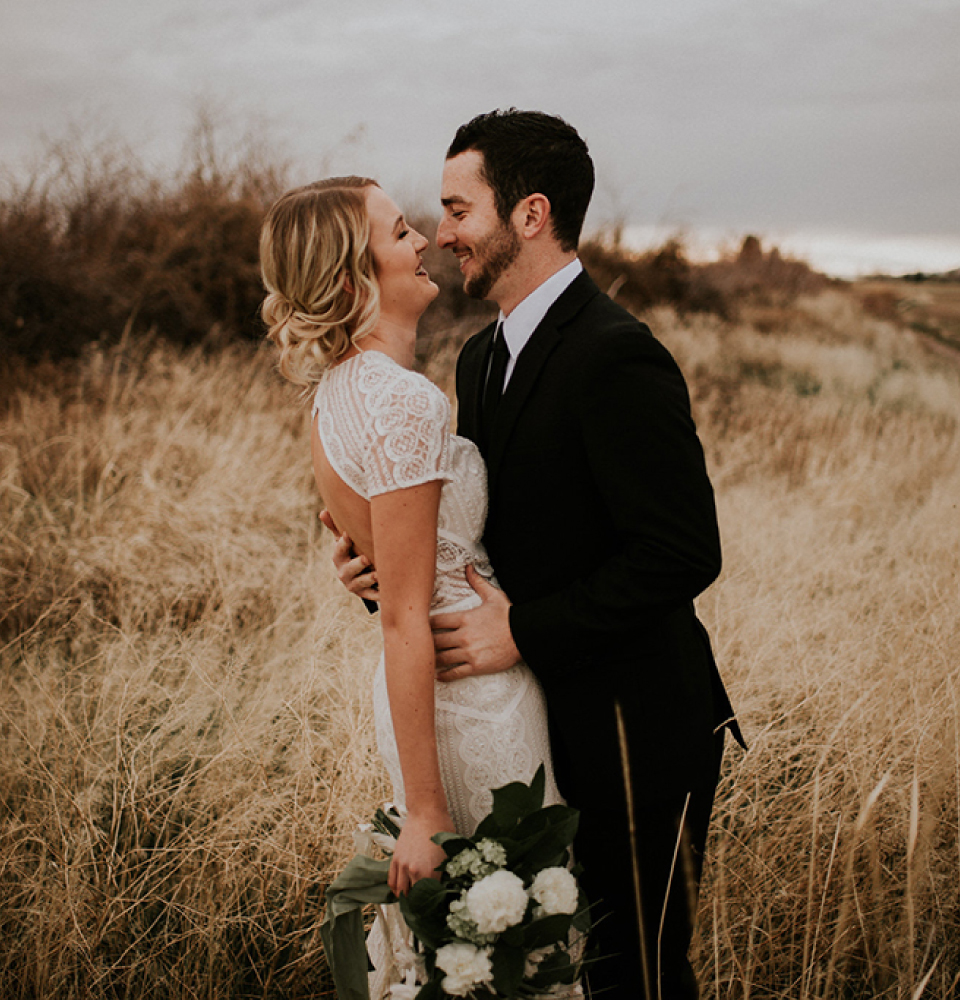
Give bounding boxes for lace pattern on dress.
[313,350,494,611]
[314,348,562,827]
[313,351,453,499]
[373,651,561,834]
[319,352,567,996]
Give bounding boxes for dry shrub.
[0,126,285,359]
[580,237,733,318]
[4,125,835,367]
[0,131,493,365]
[3,117,851,390]
[700,235,833,306]
[853,279,960,354]
[580,234,833,323]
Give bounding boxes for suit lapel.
[485,271,600,489]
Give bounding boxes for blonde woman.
[260,178,561,912]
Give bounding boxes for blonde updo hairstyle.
[260,177,380,386]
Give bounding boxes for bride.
[259,176,561,912]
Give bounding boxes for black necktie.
[481,323,509,451]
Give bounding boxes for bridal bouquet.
[320,767,590,1000]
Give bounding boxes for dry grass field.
[2,285,959,998]
[854,279,960,357]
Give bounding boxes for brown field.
[854,278,960,353]
[2,275,960,997]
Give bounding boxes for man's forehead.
[441,151,490,201]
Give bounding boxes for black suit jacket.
[456,270,741,796]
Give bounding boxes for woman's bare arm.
[369,479,452,894]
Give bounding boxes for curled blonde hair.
[260,177,380,386]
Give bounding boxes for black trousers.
[544,674,726,1000]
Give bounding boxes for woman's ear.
[342,271,355,295]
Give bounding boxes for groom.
[340,110,742,998]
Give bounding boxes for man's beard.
[463,222,522,300]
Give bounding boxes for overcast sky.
[2,0,958,275]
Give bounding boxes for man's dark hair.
[447,109,595,252]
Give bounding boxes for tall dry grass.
[660,294,960,999]
[2,288,959,998]
[1,341,386,997]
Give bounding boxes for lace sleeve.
[363,365,453,497]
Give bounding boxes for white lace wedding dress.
[313,350,563,997]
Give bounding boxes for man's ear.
[514,194,551,240]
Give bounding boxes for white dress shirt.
[498,258,583,387]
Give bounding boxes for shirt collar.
[498,258,583,362]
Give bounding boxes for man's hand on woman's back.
[319,509,381,602]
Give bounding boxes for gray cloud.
[1,0,957,270]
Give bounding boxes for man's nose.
[436,216,454,248]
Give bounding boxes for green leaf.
[512,803,578,841]
[414,974,444,1000]
[491,941,526,997]
[527,763,546,808]
[398,879,451,951]
[571,891,593,935]
[432,831,475,858]
[509,816,580,879]
[373,807,402,839]
[472,812,507,840]
[477,765,548,838]
[499,924,525,949]
[523,913,572,949]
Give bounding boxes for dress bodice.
[317,356,566,998]
[315,350,560,851]
[312,350,493,612]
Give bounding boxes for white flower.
[435,942,494,997]
[476,838,508,868]
[529,867,579,916]
[464,869,529,934]
[446,847,482,879]
[447,894,497,946]
[388,969,420,1000]
[447,838,508,880]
